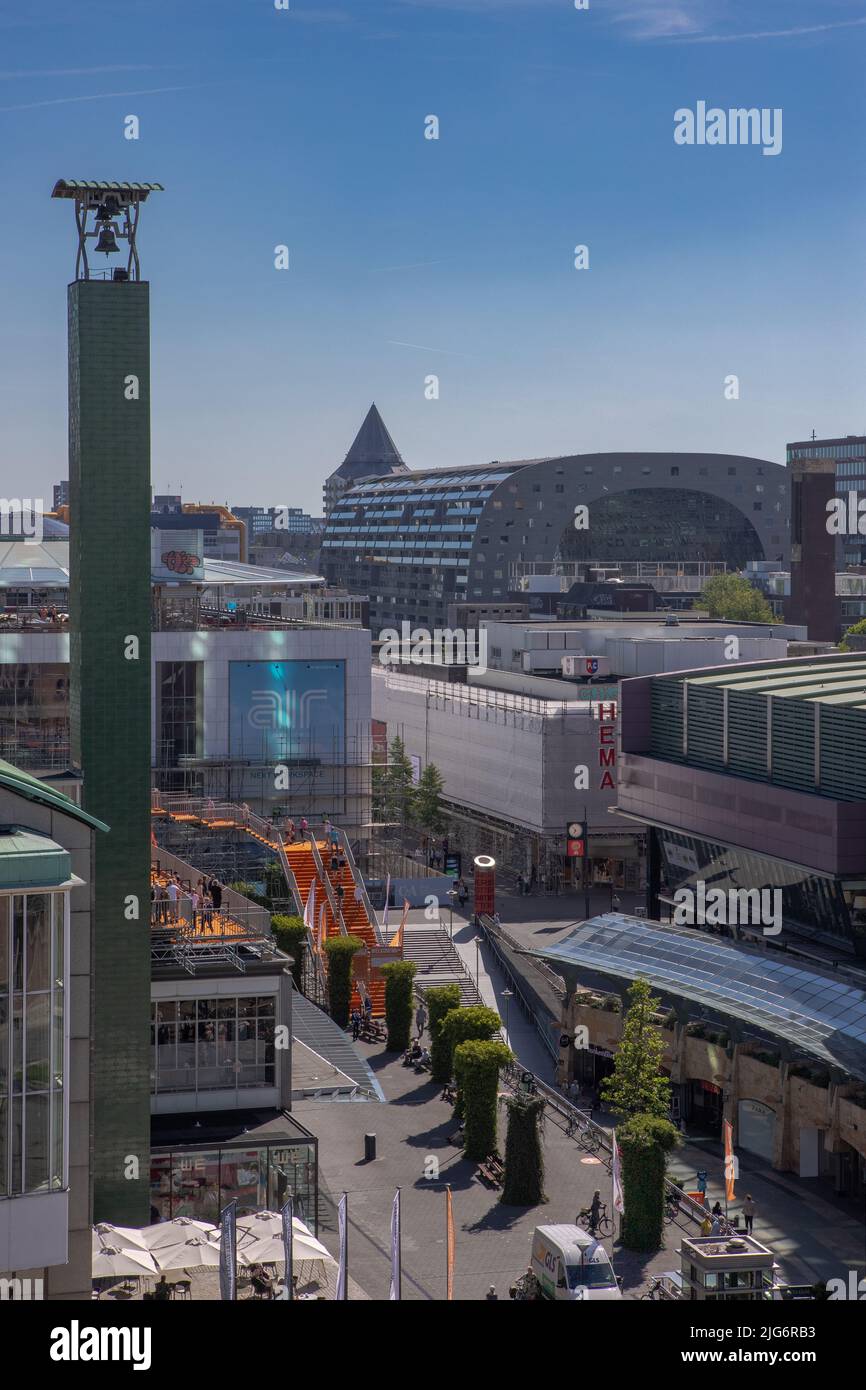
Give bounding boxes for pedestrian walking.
[300,816,309,838]
[167,877,179,923]
[742,1195,756,1233]
[210,879,223,912]
[415,1000,428,1040]
[485,1286,498,1301]
[351,1008,361,1042]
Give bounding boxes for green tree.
[600,979,671,1119]
[427,984,462,1083]
[502,1093,546,1206]
[698,574,774,623]
[453,1038,513,1161]
[838,617,866,652]
[271,914,307,992]
[380,960,417,1052]
[375,735,416,826]
[440,1005,502,1095]
[412,762,445,836]
[617,1113,679,1251]
[323,935,365,1028]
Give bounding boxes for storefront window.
[0,891,66,1196]
[151,993,279,1096]
[149,1140,317,1228]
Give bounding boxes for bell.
[95,228,119,255]
[94,196,120,221]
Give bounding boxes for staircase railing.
[331,827,382,944]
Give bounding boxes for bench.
[477,1153,505,1188]
[442,1082,457,1104]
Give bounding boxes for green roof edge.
[0,759,109,834]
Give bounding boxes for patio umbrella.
[92,1245,159,1280]
[236,1210,316,1241]
[93,1222,150,1252]
[153,1235,250,1274]
[235,1227,333,1268]
[139,1217,217,1251]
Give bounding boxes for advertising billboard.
[229,660,346,763]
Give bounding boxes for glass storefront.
[149,1139,317,1228]
[151,995,277,1098]
[656,829,864,955]
[0,891,67,1196]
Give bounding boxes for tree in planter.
[380,960,417,1052]
[502,1093,546,1206]
[427,984,462,1083]
[271,914,307,993]
[323,935,365,1028]
[617,1113,679,1251]
[440,1005,502,1097]
[601,979,671,1119]
[453,1039,513,1161]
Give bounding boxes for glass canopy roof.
[533,913,866,1080]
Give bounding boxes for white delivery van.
[530,1225,623,1301]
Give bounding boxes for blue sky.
[1,0,864,513]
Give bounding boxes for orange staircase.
[284,841,385,1017]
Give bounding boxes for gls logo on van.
[50,1322,152,1372]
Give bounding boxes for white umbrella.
[235,1227,333,1268]
[92,1245,159,1280]
[93,1222,150,1252]
[154,1235,250,1274]
[237,1210,316,1240]
[139,1217,217,1251]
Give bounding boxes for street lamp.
[447,889,456,939]
[501,987,513,1040]
[474,935,483,986]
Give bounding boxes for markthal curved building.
[319,452,789,636]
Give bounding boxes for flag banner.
[723,1119,736,1203]
[612,1130,625,1216]
[445,1187,455,1301]
[388,1189,402,1301]
[281,1198,294,1301]
[303,880,316,934]
[336,1193,348,1300]
[219,1199,237,1302]
[389,899,410,949]
[382,874,391,928]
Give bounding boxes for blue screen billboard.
[229,660,346,763]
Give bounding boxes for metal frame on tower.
[51,179,163,281]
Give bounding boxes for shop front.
[150,1110,318,1230]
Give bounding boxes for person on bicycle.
[579,1189,603,1235]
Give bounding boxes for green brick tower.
[54,181,163,1224]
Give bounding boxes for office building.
[0,760,106,1299]
[617,652,866,958]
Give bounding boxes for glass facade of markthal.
[617,653,866,958]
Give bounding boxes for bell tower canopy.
[51,180,164,282]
